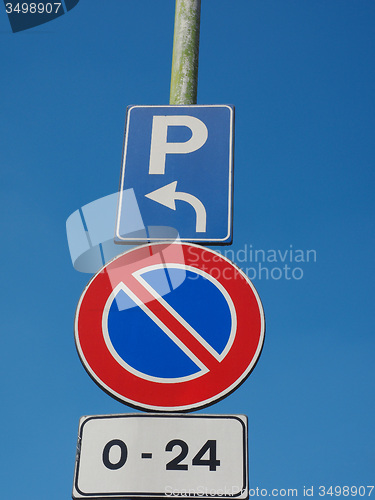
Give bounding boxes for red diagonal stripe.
[122,274,220,372]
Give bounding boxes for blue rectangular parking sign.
[116,105,234,244]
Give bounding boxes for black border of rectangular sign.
[73,414,248,500]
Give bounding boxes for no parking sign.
[75,243,265,412]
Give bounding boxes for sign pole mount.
[170,0,201,105]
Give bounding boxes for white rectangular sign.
[72,414,248,499]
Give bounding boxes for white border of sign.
[115,105,234,245]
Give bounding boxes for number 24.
[166,439,221,471]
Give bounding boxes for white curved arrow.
[145,181,207,233]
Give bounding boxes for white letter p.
[149,115,208,175]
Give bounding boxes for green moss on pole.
[170,0,201,105]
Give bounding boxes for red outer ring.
[75,242,265,412]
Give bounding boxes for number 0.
[102,439,128,470]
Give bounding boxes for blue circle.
[106,267,232,379]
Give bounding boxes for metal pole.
[170,0,201,105]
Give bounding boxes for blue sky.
[1,1,374,498]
